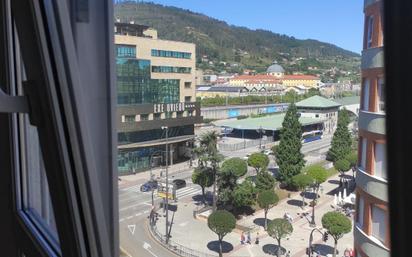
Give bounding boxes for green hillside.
[114,1,360,82]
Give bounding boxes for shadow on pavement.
[207,240,234,253]
[313,244,337,255]
[328,179,340,185]
[262,244,286,256]
[287,199,304,207]
[253,218,266,227]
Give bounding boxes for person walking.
[240,232,245,244]
[255,232,259,245]
[246,231,251,244]
[285,250,291,257]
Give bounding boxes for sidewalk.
[118,161,194,188]
[154,173,354,257]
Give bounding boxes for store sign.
[153,102,196,113]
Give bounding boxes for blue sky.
[143,0,363,54]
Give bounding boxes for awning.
[118,135,195,150]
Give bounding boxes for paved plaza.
[154,173,354,257]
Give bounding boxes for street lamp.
[307,228,328,256]
[309,183,319,227]
[161,126,170,244]
[256,126,265,149]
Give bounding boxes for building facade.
[355,0,389,256]
[115,23,202,175]
[296,95,340,135]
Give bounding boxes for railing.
[218,137,274,151]
[148,221,217,257]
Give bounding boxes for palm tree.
[199,131,223,211]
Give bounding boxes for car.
[243,153,251,161]
[263,149,273,156]
[140,180,158,192]
[172,179,186,190]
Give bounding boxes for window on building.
[188,110,193,117]
[153,113,161,120]
[357,196,364,229]
[151,49,191,59]
[362,79,370,111]
[152,66,192,74]
[177,111,183,118]
[124,115,136,122]
[374,143,387,180]
[361,137,367,170]
[165,112,173,119]
[140,114,149,121]
[378,77,385,112]
[115,44,136,58]
[185,96,192,102]
[185,82,192,88]
[366,16,374,48]
[371,206,387,244]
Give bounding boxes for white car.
[243,153,251,160]
[263,149,273,156]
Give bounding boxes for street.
[118,134,334,257]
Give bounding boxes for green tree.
[198,131,224,211]
[307,165,328,223]
[233,181,256,208]
[221,158,248,178]
[327,109,352,162]
[247,153,269,173]
[322,212,352,257]
[192,167,214,205]
[255,170,276,192]
[267,218,293,257]
[217,169,238,208]
[208,210,237,257]
[257,190,279,230]
[345,151,358,179]
[276,103,305,185]
[334,159,351,184]
[291,174,313,208]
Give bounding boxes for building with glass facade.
[115,23,201,175]
[355,1,389,256]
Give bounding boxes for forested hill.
[114,1,360,78]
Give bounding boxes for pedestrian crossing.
[120,183,202,199]
[175,186,202,199]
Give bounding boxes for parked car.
[140,180,158,192]
[243,153,251,161]
[172,179,186,190]
[262,149,273,156]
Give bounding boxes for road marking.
[126,215,134,219]
[119,202,147,212]
[143,242,159,257]
[128,224,136,235]
[135,212,142,217]
[119,218,125,222]
[179,221,188,227]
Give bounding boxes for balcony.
[358,110,386,135]
[361,46,384,70]
[354,225,390,257]
[356,168,388,202]
[364,0,380,9]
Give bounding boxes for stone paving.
[154,173,355,257]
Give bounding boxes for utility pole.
[161,126,170,244]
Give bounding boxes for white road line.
[119,202,147,212]
[119,218,125,222]
[126,215,134,220]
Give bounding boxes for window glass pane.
[367,16,374,48]
[374,143,387,179]
[361,138,367,170]
[372,206,386,243]
[357,196,364,229]
[378,78,385,112]
[20,115,60,247]
[362,79,370,111]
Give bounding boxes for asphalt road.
[118,135,332,256]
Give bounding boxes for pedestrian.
[285,250,291,257]
[246,231,251,244]
[255,232,259,245]
[349,248,355,257]
[344,248,350,257]
[240,232,245,244]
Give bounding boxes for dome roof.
[267,61,284,73]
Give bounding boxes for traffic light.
[323,232,329,242]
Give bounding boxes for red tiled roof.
[283,75,320,80]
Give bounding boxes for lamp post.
[307,228,328,256]
[256,126,264,149]
[161,126,170,244]
[309,183,319,227]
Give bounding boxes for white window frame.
[371,205,387,244]
[374,143,387,180]
[367,15,374,48]
[357,196,365,229]
[361,138,367,170]
[377,77,385,113]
